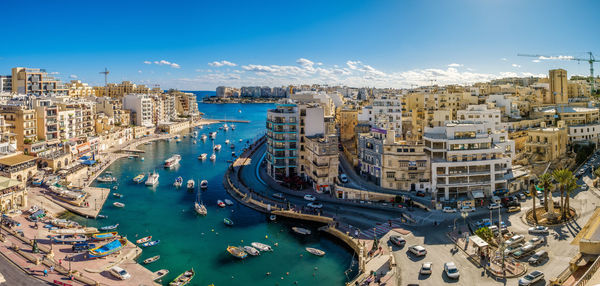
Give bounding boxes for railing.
[574,255,600,286]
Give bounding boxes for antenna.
[99,68,110,87]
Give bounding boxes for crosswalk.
[338,219,409,240]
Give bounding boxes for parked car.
[390,235,406,247]
[444,262,460,279]
[109,266,131,280]
[442,207,457,213]
[504,243,524,255]
[303,194,316,201]
[507,206,521,213]
[409,245,427,256]
[528,226,549,235]
[420,262,433,275]
[518,270,544,285]
[460,206,475,213]
[506,234,525,246]
[488,203,501,210]
[476,219,491,228]
[338,174,349,183]
[518,193,527,200]
[307,202,323,209]
[512,244,536,258]
[526,237,544,247]
[528,250,549,265]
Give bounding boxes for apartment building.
[93,81,157,98]
[65,80,96,97]
[123,94,154,127]
[0,76,11,93]
[424,120,514,201]
[35,105,59,141]
[266,103,299,180]
[304,134,339,193]
[358,96,403,137]
[0,105,37,151]
[216,86,240,98]
[549,69,568,104]
[525,121,568,162]
[11,67,66,95]
[172,91,200,118]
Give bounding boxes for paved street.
[0,254,47,286]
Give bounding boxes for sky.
[1,0,599,90]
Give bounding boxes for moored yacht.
[145,171,159,186]
[164,154,181,168]
[198,153,207,160]
[187,179,195,190]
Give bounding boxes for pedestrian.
[50,266,54,273]
[59,259,62,266]
[378,246,382,255]
[43,269,48,277]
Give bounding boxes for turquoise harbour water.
[68,101,357,286]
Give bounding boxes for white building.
[123,94,153,127]
[486,94,520,119]
[568,124,600,145]
[358,96,402,137]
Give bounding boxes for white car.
[488,203,501,210]
[303,194,316,201]
[307,202,323,209]
[338,174,349,183]
[109,266,131,280]
[519,270,544,285]
[460,206,475,213]
[442,207,457,213]
[420,262,433,275]
[528,225,549,235]
[506,234,525,246]
[444,262,460,279]
[409,245,427,256]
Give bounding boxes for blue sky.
[1,0,599,90]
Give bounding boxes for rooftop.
[0,154,36,166]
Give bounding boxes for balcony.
[312,160,329,168]
[312,171,328,178]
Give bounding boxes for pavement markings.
[0,272,5,284]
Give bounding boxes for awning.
[472,190,485,199]
[469,235,489,248]
[79,156,90,160]
[81,160,96,166]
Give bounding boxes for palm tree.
[553,169,572,217]
[530,185,538,224]
[539,173,553,212]
[563,176,578,219]
[594,167,600,187]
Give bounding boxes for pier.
[215,119,250,123]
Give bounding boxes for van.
[528,250,548,265]
[109,266,131,280]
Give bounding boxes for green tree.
[564,176,578,219]
[553,168,572,218]
[475,226,494,243]
[539,173,553,212]
[529,185,538,224]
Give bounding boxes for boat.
[113,202,125,208]
[133,174,145,183]
[217,200,226,207]
[153,269,169,281]
[169,268,194,286]
[193,131,198,136]
[244,246,260,256]
[231,124,236,130]
[224,199,234,206]
[214,144,222,151]
[292,227,311,235]
[232,151,236,157]
[210,154,216,161]
[210,132,217,139]
[51,219,80,228]
[136,236,152,244]
[113,193,123,198]
[145,171,159,186]
[96,174,117,183]
[194,201,207,215]
[225,139,230,144]
[97,214,108,219]
[51,235,88,244]
[164,154,181,168]
[193,140,197,144]
[142,240,160,248]
[141,157,145,161]
[251,242,272,252]
[230,143,235,149]
[239,139,242,142]
[174,176,183,188]
[201,134,207,141]
[51,227,98,235]
[176,138,182,143]
[200,180,208,189]
[269,215,276,221]
[88,238,127,258]
[223,218,234,226]
[226,246,247,259]
[306,247,326,256]
[91,232,118,241]
[112,185,118,190]
[187,180,195,190]
[100,223,119,231]
[198,153,207,160]
[144,255,160,264]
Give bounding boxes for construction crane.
[518,52,599,95]
[99,68,110,87]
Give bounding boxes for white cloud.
[500,58,508,61]
[532,60,540,63]
[50,71,60,75]
[69,74,78,79]
[145,59,180,68]
[138,70,142,74]
[448,63,463,67]
[512,64,521,68]
[538,55,574,60]
[208,60,237,67]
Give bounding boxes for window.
[386,172,395,179]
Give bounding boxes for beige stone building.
[304,134,339,193]
[0,105,37,151]
[65,80,96,97]
[0,154,37,188]
[0,176,26,213]
[11,67,66,95]
[525,122,568,162]
[549,69,568,104]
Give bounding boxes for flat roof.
[0,176,20,190]
[0,154,36,166]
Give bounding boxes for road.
[0,254,48,286]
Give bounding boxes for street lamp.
[460,211,468,234]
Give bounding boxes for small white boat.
[201,134,207,141]
[164,154,181,168]
[244,246,260,256]
[224,199,234,206]
[239,139,242,142]
[194,201,207,215]
[136,236,152,244]
[200,180,208,189]
[225,139,230,145]
[144,255,160,264]
[141,157,145,161]
[269,215,276,221]
[292,227,311,235]
[198,153,207,160]
[153,269,169,281]
[210,132,217,139]
[113,202,125,208]
[251,242,272,252]
[217,200,226,208]
[187,180,195,190]
[306,247,325,256]
[145,171,159,186]
[231,124,236,130]
[210,154,216,161]
[174,176,183,188]
[214,144,222,151]
[193,140,197,144]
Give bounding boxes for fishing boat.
[145,171,159,186]
[201,134,207,141]
[153,269,169,281]
[244,246,260,256]
[133,174,145,183]
[200,180,208,189]
[91,232,118,241]
[113,202,125,208]
[51,219,80,228]
[225,139,230,145]
[194,201,207,216]
[251,242,273,252]
[269,215,276,221]
[96,174,117,183]
[142,240,160,248]
[306,247,326,256]
[187,180,195,190]
[217,200,226,207]
[136,236,152,244]
[224,199,234,206]
[214,144,222,151]
[51,235,88,244]
[210,153,216,161]
[100,223,119,231]
[292,227,311,235]
[198,153,207,160]
[88,238,127,258]
[113,193,123,198]
[164,154,181,168]
[97,214,108,219]
[223,218,234,226]
[169,268,194,286]
[173,176,183,188]
[226,246,247,259]
[144,255,160,264]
